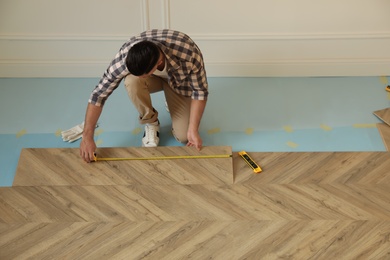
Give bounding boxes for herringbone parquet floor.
[1,146,390,259]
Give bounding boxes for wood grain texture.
[1,148,390,259]
[13,146,233,186]
[374,107,390,126]
[377,123,390,151]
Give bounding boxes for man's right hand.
[80,136,97,163]
[80,103,103,163]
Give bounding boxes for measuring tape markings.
[94,151,261,174]
[94,154,232,162]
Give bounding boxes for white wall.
[1,0,390,77]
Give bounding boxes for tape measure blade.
[96,154,231,161]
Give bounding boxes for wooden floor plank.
[1,148,390,259]
[374,107,390,126]
[234,151,390,185]
[377,123,390,151]
[13,146,233,186]
[1,221,390,260]
[1,183,390,223]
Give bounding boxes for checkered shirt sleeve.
[88,43,130,107]
[89,29,208,106]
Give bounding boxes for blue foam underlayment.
[0,76,389,186]
[1,77,389,134]
[0,126,385,187]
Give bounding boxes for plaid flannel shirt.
[89,29,208,107]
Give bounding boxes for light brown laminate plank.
[1,149,390,259]
[377,123,390,151]
[374,107,390,126]
[13,146,233,186]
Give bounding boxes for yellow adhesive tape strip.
[207,128,221,134]
[245,128,254,135]
[283,126,294,133]
[132,127,142,135]
[320,124,332,131]
[353,124,377,128]
[94,129,104,136]
[55,129,62,137]
[286,141,299,148]
[16,129,27,138]
[380,76,388,85]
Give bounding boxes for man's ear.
[158,53,164,65]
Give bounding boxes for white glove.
[61,122,99,143]
[61,122,85,143]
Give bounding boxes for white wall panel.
[0,0,145,35]
[168,0,390,76]
[0,0,390,77]
[169,0,390,34]
[0,0,146,77]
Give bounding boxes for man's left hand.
[186,130,202,151]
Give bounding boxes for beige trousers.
[124,74,191,143]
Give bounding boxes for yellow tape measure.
[94,153,232,162]
[238,151,262,174]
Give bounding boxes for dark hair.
[126,41,160,76]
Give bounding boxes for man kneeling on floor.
[80,29,209,163]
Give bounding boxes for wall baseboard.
[206,60,390,77]
[1,59,389,78]
[2,0,390,78]
[1,33,389,78]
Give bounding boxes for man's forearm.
[83,103,103,138]
[188,99,207,133]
